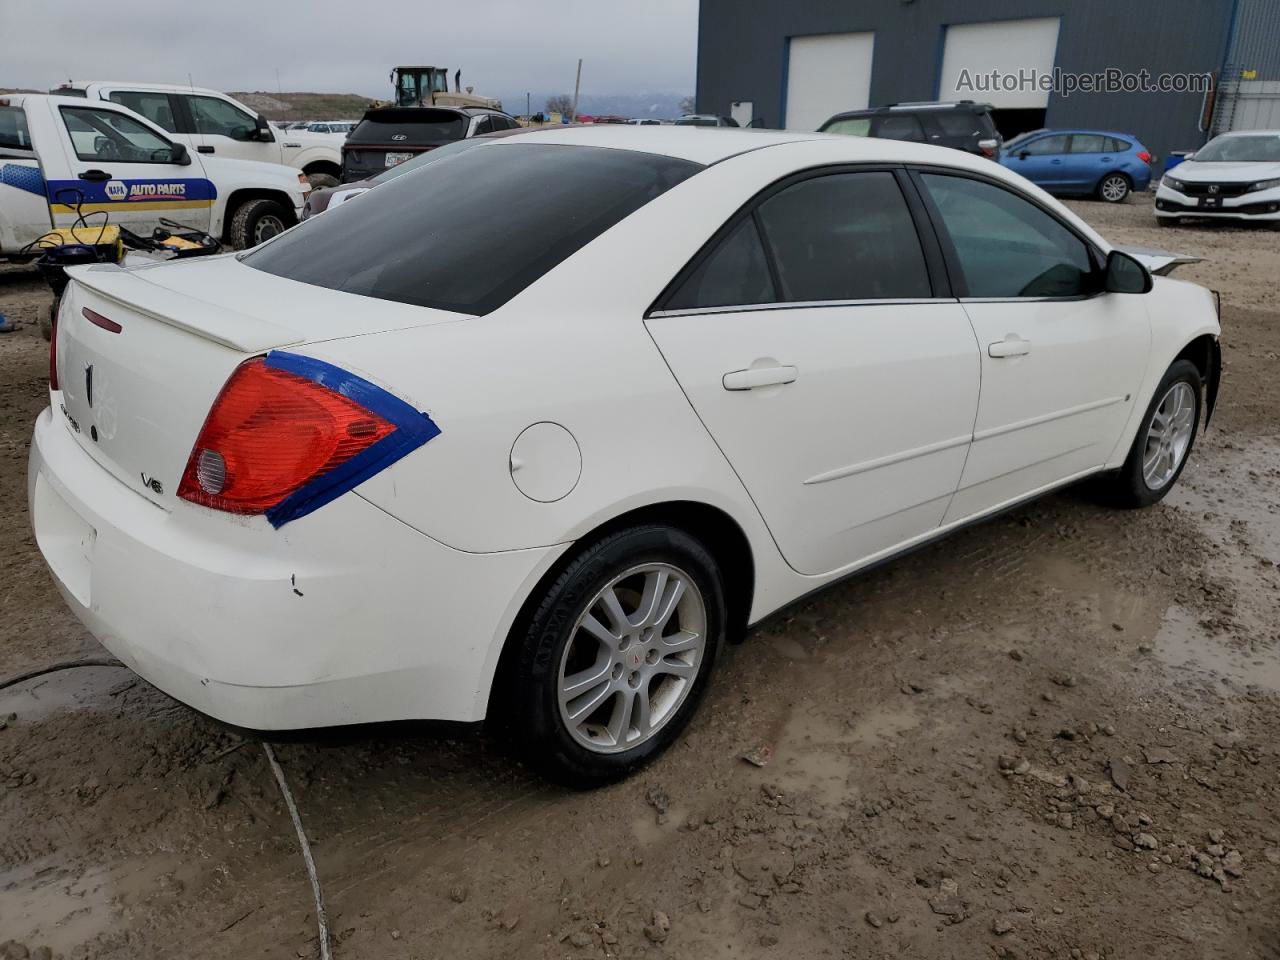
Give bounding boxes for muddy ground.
[1,195,1278,960]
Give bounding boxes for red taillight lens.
[48,306,59,391]
[178,358,395,514]
[1138,151,1152,164]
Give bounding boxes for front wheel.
[229,197,292,249]
[1098,173,1131,203]
[1103,359,1201,508]
[510,525,725,787]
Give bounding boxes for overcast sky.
[0,0,698,99]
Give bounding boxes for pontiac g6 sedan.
[30,127,1221,785]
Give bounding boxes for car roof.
[63,80,228,97]
[1019,129,1140,140]
[482,124,1010,168]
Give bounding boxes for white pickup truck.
[0,93,310,257]
[55,81,346,188]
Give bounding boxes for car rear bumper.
[28,404,563,729]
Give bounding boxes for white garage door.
[785,32,874,132]
[938,17,1061,109]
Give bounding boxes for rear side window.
[349,109,466,145]
[667,218,775,310]
[1070,134,1108,153]
[933,111,985,137]
[0,106,32,151]
[823,117,871,137]
[874,114,925,142]
[921,173,1096,298]
[245,143,700,315]
[1108,137,1131,152]
[107,91,180,132]
[757,171,931,302]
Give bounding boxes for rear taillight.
[48,305,59,390]
[178,352,440,527]
[1137,151,1152,164]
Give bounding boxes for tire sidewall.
[1120,359,1202,506]
[231,198,289,249]
[516,526,725,786]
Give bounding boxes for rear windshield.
[348,109,466,145]
[245,142,700,315]
[934,110,995,138]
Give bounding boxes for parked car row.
[811,98,1279,227]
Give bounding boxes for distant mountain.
[227,90,692,122]
[231,91,372,120]
[502,92,689,119]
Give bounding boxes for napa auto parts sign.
[47,177,217,211]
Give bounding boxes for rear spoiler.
[66,261,303,353]
[1114,245,1203,277]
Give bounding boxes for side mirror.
[1018,150,1031,160]
[169,142,191,166]
[255,115,275,142]
[1105,249,1153,294]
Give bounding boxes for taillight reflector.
[178,352,440,527]
[49,306,59,390]
[83,307,122,333]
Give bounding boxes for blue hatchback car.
[1000,129,1153,202]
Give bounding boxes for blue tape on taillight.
[262,351,440,528]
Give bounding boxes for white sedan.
[1156,130,1280,225]
[29,127,1221,785]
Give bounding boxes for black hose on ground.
[0,658,127,693]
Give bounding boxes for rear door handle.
[988,336,1031,359]
[78,169,112,181]
[197,145,215,154]
[722,365,798,390]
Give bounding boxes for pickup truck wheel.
[306,172,340,190]
[229,198,291,249]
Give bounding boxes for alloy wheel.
[557,563,706,754]
[1143,381,1196,490]
[1101,175,1129,202]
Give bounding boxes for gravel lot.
[1,194,1278,960]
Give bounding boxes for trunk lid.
[55,257,462,509]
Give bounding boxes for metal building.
[696,0,1280,162]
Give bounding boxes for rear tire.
[1102,359,1201,509]
[229,198,292,249]
[305,172,340,190]
[1098,173,1131,203]
[510,525,725,787]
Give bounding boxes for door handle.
[78,169,111,181]
[988,336,1031,359]
[722,365,798,391]
[1050,159,1062,165]
[197,145,215,154]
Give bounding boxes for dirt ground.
[1,194,1278,960]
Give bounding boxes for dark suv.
[818,101,1002,158]
[340,106,520,182]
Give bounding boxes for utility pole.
[526,91,531,119]
[275,67,282,96]
[570,58,582,122]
